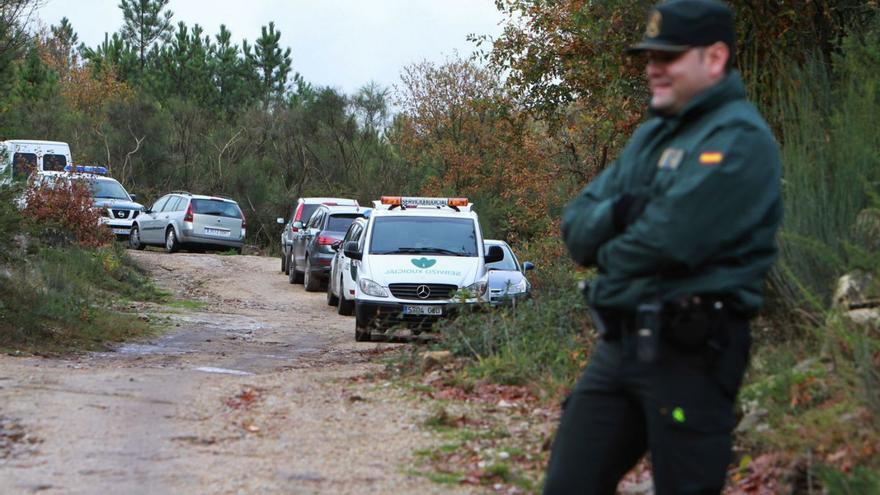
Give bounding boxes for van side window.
[43,154,67,172]
[12,153,37,179]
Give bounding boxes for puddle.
[193,367,253,376]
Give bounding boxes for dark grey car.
[288,205,366,291]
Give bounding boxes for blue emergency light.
[64,165,108,175]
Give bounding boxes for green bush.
[770,29,880,312]
[433,265,592,392]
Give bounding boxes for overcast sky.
[35,0,506,95]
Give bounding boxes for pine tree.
[118,0,173,69]
[247,22,291,107]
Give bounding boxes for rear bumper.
[179,230,244,248]
[307,252,335,278]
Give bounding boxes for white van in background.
[0,140,73,183]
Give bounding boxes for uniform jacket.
[561,71,782,316]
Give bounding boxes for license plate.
[402,305,442,316]
[112,228,129,235]
[204,227,231,237]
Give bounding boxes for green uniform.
[544,71,783,495]
[561,71,782,316]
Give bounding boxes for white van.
[343,196,504,342]
[0,140,73,183]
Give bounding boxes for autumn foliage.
[22,177,113,247]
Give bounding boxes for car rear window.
[326,214,361,232]
[370,217,478,257]
[192,199,241,218]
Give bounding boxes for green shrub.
[433,265,592,392]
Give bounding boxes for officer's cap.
[628,0,735,59]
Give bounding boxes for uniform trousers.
[543,311,751,494]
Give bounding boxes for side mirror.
[343,240,362,260]
[484,245,504,264]
[331,240,342,251]
[144,208,152,214]
[292,221,304,230]
[276,217,285,225]
[522,261,535,272]
[130,193,138,201]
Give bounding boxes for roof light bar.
[64,165,108,175]
[380,196,469,208]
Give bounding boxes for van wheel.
[327,277,339,306]
[355,324,372,342]
[129,225,145,250]
[304,257,320,292]
[165,227,179,253]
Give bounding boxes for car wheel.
[129,225,145,250]
[281,248,288,273]
[165,227,179,253]
[304,256,321,292]
[326,277,339,306]
[338,277,354,316]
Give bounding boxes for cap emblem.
[646,10,662,38]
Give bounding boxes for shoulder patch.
[658,148,684,170]
[699,151,723,166]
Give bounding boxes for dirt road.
[0,251,467,495]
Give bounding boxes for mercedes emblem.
[416,285,431,299]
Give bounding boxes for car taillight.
[241,210,247,229]
[183,203,193,222]
[317,235,335,246]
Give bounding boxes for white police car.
[342,196,504,342]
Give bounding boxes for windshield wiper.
[376,247,468,256]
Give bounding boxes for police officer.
[544,0,783,493]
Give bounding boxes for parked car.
[28,167,144,238]
[327,216,369,315]
[277,197,358,274]
[288,204,366,291]
[129,191,246,253]
[484,239,534,306]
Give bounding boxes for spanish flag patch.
[699,151,723,165]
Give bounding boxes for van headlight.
[359,278,388,297]
[465,280,487,298]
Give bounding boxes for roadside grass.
[0,239,165,355]
[409,402,542,492]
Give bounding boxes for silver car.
[484,239,534,306]
[129,192,246,253]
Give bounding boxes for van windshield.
[192,199,241,218]
[370,217,478,257]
